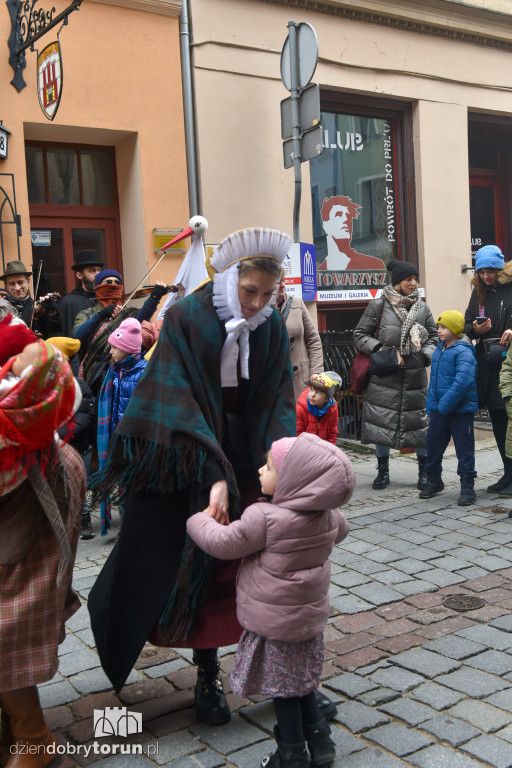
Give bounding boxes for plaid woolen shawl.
[91,282,295,640]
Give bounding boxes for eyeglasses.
[102,278,122,285]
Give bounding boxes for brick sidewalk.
[39,444,512,767]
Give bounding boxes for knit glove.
[97,304,116,320]
[151,285,169,301]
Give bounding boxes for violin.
[33,292,61,318]
[121,284,177,302]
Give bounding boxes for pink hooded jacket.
[186,433,354,643]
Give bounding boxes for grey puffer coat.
[354,296,438,448]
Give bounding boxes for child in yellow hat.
[420,310,478,506]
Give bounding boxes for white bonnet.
[209,227,293,274]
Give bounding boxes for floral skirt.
[230,630,324,699]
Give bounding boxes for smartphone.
[476,317,489,324]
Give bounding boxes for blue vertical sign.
[300,242,317,301]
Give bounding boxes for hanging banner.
[37,41,63,121]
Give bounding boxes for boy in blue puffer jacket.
[97,317,147,534]
[419,310,478,506]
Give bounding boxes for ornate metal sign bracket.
[7,0,82,92]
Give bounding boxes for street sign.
[280,22,318,92]
[281,83,320,140]
[283,125,323,169]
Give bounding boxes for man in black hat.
[0,260,62,338]
[59,250,105,336]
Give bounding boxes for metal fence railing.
[320,330,362,439]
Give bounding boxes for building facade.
[2,0,189,298]
[187,0,512,328]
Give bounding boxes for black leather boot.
[458,475,476,506]
[488,457,512,492]
[315,690,337,721]
[417,455,427,490]
[193,648,231,726]
[304,718,336,767]
[372,456,390,490]
[261,727,309,768]
[418,474,444,499]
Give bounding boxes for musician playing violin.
[0,260,62,339]
[73,268,168,392]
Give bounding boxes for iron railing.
[320,330,362,439]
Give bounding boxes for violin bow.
[29,260,44,330]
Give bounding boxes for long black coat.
[354,296,438,449]
[464,262,512,411]
[58,288,97,337]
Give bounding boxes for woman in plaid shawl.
[0,338,84,768]
[88,227,297,724]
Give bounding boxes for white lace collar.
[212,263,276,387]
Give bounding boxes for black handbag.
[485,338,510,367]
[369,347,401,376]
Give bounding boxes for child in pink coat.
[187,432,354,768]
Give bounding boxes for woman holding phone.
[464,245,512,491]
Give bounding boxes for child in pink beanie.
[97,318,147,534]
[187,432,354,768]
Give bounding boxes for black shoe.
[487,473,512,493]
[315,690,337,721]
[261,727,309,768]
[193,649,231,726]
[458,475,476,506]
[304,718,336,768]
[372,456,390,490]
[417,456,427,490]
[80,512,95,540]
[419,475,444,499]
[498,479,512,499]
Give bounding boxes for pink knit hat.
[108,318,142,355]
[271,436,297,473]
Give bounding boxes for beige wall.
[2,0,189,285]
[189,0,512,318]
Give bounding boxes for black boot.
[418,474,444,499]
[488,457,512,492]
[193,649,231,726]
[372,456,390,490]
[304,718,336,767]
[315,691,337,721]
[261,727,309,768]
[458,475,476,506]
[80,512,95,540]
[417,455,427,490]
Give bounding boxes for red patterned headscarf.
[0,341,76,490]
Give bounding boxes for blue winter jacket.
[111,355,147,433]
[426,339,478,415]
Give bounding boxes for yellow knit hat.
[47,336,81,359]
[436,311,465,338]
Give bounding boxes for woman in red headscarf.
[0,335,85,768]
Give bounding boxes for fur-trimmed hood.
[471,260,512,306]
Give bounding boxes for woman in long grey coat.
[354,259,438,490]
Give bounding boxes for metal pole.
[288,20,301,243]
[180,0,199,216]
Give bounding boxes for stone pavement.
[41,439,512,767]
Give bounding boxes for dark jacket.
[426,340,478,415]
[464,262,512,411]
[59,288,97,337]
[354,296,438,448]
[59,378,96,454]
[5,294,62,339]
[110,356,147,433]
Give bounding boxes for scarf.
[212,263,276,387]
[307,395,334,419]
[95,284,123,307]
[97,353,142,535]
[90,282,295,640]
[383,284,429,356]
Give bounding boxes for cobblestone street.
[44,440,512,767]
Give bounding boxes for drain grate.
[442,595,485,612]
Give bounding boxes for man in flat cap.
[0,260,61,338]
[59,250,105,336]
